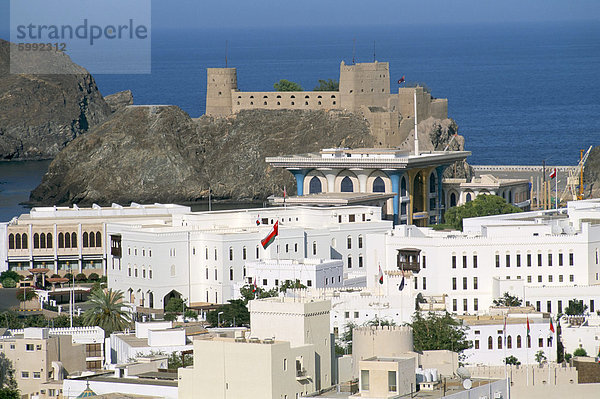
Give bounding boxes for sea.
[1,21,599,221]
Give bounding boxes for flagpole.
[526,316,530,386]
[555,171,558,209]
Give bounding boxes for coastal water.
[1,22,599,221]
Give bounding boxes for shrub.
[2,278,16,288]
[573,348,587,357]
[50,274,60,279]
[163,313,177,322]
[184,309,198,320]
[63,273,73,281]
[75,273,87,282]
[87,273,100,282]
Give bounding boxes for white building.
[244,258,344,291]
[108,321,193,364]
[106,206,391,309]
[178,297,333,399]
[365,199,600,318]
[460,308,557,366]
[560,314,600,357]
[443,174,531,210]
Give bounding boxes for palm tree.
[82,289,131,335]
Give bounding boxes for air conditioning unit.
[494,392,503,399]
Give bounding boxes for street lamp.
[217,311,224,327]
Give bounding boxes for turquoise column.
[389,172,402,225]
[436,165,447,223]
[291,169,309,196]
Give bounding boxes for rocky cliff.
[29,108,375,205]
[0,39,111,160]
[584,145,600,199]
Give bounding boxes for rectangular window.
[33,372,40,379]
[548,275,553,282]
[517,254,521,267]
[349,214,355,223]
[26,344,34,351]
[548,253,552,266]
[559,274,563,282]
[559,253,563,266]
[473,255,478,268]
[463,277,467,290]
[358,236,363,249]
[463,298,468,312]
[538,338,544,348]
[345,312,349,318]
[414,277,418,289]
[262,279,267,286]
[452,277,456,290]
[388,371,397,392]
[452,255,457,269]
[347,236,352,249]
[354,311,359,318]
[547,301,552,312]
[558,300,562,313]
[538,275,542,282]
[283,358,287,371]
[422,277,426,290]
[463,255,467,268]
[527,275,532,283]
[536,301,541,311]
[569,253,574,266]
[214,269,218,280]
[527,253,532,267]
[506,254,510,267]
[21,371,29,379]
[474,340,480,349]
[473,277,478,290]
[591,300,595,313]
[474,298,479,311]
[422,255,426,269]
[229,269,233,281]
[538,253,542,266]
[570,274,574,282]
[313,242,317,256]
[495,254,500,268]
[307,280,312,287]
[452,299,457,311]
[361,370,370,391]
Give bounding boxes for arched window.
[256,245,260,259]
[466,193,472,202]
[34,233,40,249]
[488,336,493,350]
[498,336,503,349]
[229,247,233,261]
[401,177,407,196]
[517,335,522,348]
[89,232,95,248]
[21,233,28,249]
[429,173,437,193]
[341,176,354,192]
[15,234,21,250]
[40,233,46,249]
[83,232,89,248]
[71,233,77,248]
[47,233,52,248]
[507,335,512,349]
[309,176,322,194]
[373,177,385,193]
[243,246,247,260]
[450,192,457,207]
[8,234,14,249]
[58,233,64,248]
[508,190,513,204]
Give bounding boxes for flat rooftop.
[269,192,396,206]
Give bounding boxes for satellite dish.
[462,379,472,390]
[456,367,471,380]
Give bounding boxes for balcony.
[296,368,311,381]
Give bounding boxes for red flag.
[550,168,557,179]
[378,265,384,285]
[550,318,555,333]
[398,76,405,84]
[252,279,257,293]
[283,186,287,198]
[256,214,261,226]
[261,221,279,249]
[527,316,530,336]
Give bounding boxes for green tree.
[504,355,521,366]
[564,353,573,362]
[273,79,303,92]
[75,273,87,282]
[163,313,177,322]
[279,280,306,293]
[0,353,19,399]
[16,287,37,302]
[565,299,587,315]
[165,297,185,314]
[313,79,339,91]
[206,299,249,327]
[167,351,193,369]
[239,285,278,305]
[87,273,100,282]
[1,278,16,288]
[0,271,22,283]
[82,289,131,335]
[408,311,472,353]
[573,348,588,357]
[444,195,522,231]
[492,292,523,307]
[534,350,547,365]
[184,310,198,320]
[364,317,396,327]
[50,315,84,328]
[337,321,357,355]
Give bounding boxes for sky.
[0,0,599,35]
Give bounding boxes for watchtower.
[206,68,238,116]
[339,61,390,111]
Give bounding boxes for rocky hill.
[584,145,600,198]
[29,106,470,206]
[0,39,111,160]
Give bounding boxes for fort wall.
[231,91,340,113]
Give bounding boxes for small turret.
[206,68,237,116]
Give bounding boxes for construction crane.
[561,146,592,202]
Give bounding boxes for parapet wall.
[231,91,340,113]
[352,325,414,377]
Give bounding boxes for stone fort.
[205,61,449,147]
